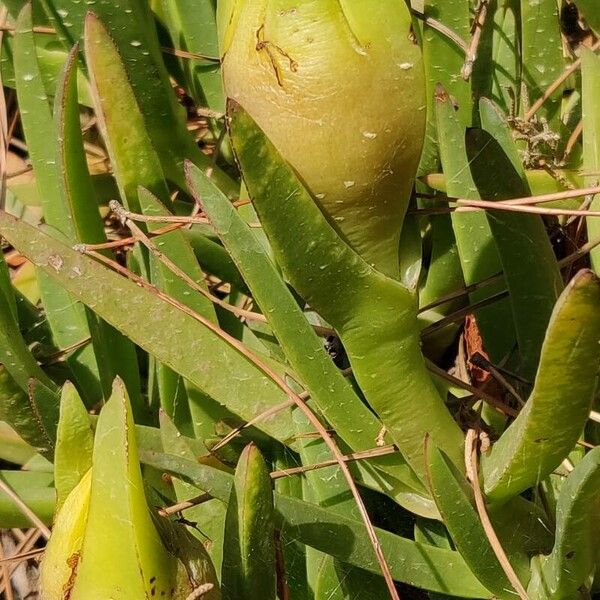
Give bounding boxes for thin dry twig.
[0,535,14,600]
[563,119,583,161]
[525,38,600,122]
[161,445,398,516]
[104,201,335,337]
[210,367,352,452]
[2,528,42,588]
[0,23,55,34]
[465,429,530,600]
[468,353,525,406]
[39,336,92,365]
[270,445,398,480]
[0,547,44,565]
[461,0,489,80]
[209,398,296,453]
[420,290,509,337]
[411,9,468,53]
[158,493,212,517]
[0,479,50,540]
[79,248,400,599]
[161,46,220,63]
[455,197,600,218]
[420,235,600,312]
[426,361,518,418]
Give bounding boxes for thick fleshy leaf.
[222,444,276,600]
[41,1,235,194]
[71,379,177,598]
[84,13,227,429]
[528,447,600,599]
[54,382,93,511]
[186,163,429,511]
[426,444,514,599]
[40,469,91,600]
[482,270,600,501]
[55,42,142,407]
[435,85,516,364]
[418,0,471,175]
[14,4,106,403]
[219,0,425,277]
[474,99,563,379]
[228,102,464,483]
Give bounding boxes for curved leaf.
[186,163,428,508]
[482,270,600,501]
[55,42,142,407]
[435,85,516,364]
[222,444,276,600]
[14,4,106,403]
[427,444,513,599]
[475,98,563,379]
[228,101,464,482]
[528,447,600,599]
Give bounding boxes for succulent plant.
[1,1,600,599]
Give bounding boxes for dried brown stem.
[465,429,530,600]
[0,479,50,539]
[461,0,489,80]
[524,39,600,122]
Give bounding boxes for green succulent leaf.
[185,162,429,510]
[42,1,234,194]
[54,382,94,512]
[222,443,277,600]
[528,447,600,599]
[14,3,107,404]
[228,101,464,484]
[70,379,178,599]
[55,41,143,408]
[474,98,564,380]
[482,270,600,501]
[219,0,425,277]
[426,443,515,599]
[435,84,516,364]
